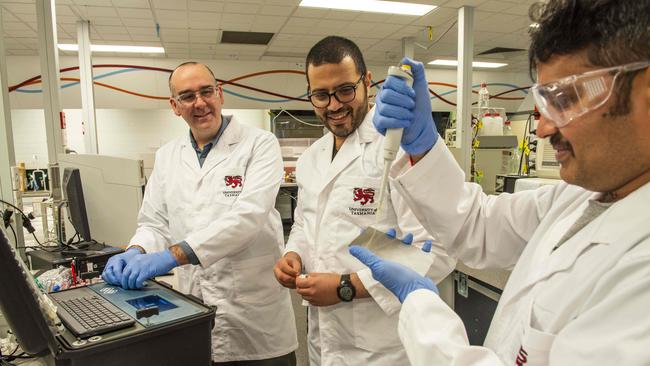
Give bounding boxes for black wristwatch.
[336,274,356,302]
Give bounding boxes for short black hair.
[305,36,367,85]
[168,61,217,95]
[528,0,650,115]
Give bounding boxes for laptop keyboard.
[56,295,135,338]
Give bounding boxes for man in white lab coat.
[350,0,650,365]
[102,62,298,365]
[273,36,455,366]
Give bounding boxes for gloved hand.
[385,228,433,253]
[120,250,179,290]
[102,248,142,285]
[374,57,438,155]
[349,245,438,303]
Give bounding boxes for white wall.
[7,54,532,168]
[6,55,533,112]
[11,108,270,168]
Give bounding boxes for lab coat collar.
[180,115,241,177]
[504,181,650,305]
[315,106,377,192]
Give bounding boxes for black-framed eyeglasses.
[174,85,218,105]
[308,75,365,108]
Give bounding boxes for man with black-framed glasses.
[102,61,298,365]
[273,36,455,366]
[350,0,650,365]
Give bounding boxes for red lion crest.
[224,175,243,188]
[353,188,375,206]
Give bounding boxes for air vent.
[221,31,274,45]
[477,47,526,56]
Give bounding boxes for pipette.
[375,64,413,224]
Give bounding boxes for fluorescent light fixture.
[58,44,165,53]
[299,0,436,16]
[428,59,508,69]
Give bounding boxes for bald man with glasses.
[103,61,298,366]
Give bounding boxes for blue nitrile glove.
[349,245,438,303]
[386,228,433,252]
[102,248,142,285]
[374,57,438,155]
[120,250,179,290]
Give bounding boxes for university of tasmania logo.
[349,187,376,216]
[223,175,243,197]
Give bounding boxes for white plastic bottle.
[510,147,521,175]
[503,118,512,135]
[478,82,490,109]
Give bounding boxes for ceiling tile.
[292,7,329,19]
[117,8,153,18]
[502,3,533,16]
[1,3,34,14]
[92,17,124,26]
[15,13,37,23]
[152,0,187,10]
[164,41,189,50]
[189,1,224,12]
[443,0,489,8]
[3,28,37,37]
[323,10,358,21]
[478,0,514,13]
[161,33,189,42]
[55,5,77,16]
[73,0,114,6]
[386,14,419,25]
[223,2,260,14]
[411,7,457,27]
[111,0,150,8]
[94,25,130,34]
[121,17,156,26]
[1,9,20,22]
[355,13,392,23]
[156,9,188,27]
[8,49,37,55]
[57,15,81,23]
[127,26,156,35]
[80,6,119,17]
[189,29,217,38]
[188,11,221,27]
[259,5,294,16]
[100,34,133,41]
[130,34,161,41]
[3,22,31,31]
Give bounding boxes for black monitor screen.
[62,168,92,242]
[0,229,58,356]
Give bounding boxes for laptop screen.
[0,229,59,356]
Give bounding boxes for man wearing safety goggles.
[349,0,650,365]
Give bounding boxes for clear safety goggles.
[531,61,649,127]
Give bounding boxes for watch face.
[339,286,354,301]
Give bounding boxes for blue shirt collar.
[189,115,231,154]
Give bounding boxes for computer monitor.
[0,228,59,356]
[58,154,145,246]
[62,168,92,242]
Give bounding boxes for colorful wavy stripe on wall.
[8,64,530,106]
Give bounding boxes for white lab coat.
[285,107,455,366]
[390,140,650,365]
[129,117,298,362]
